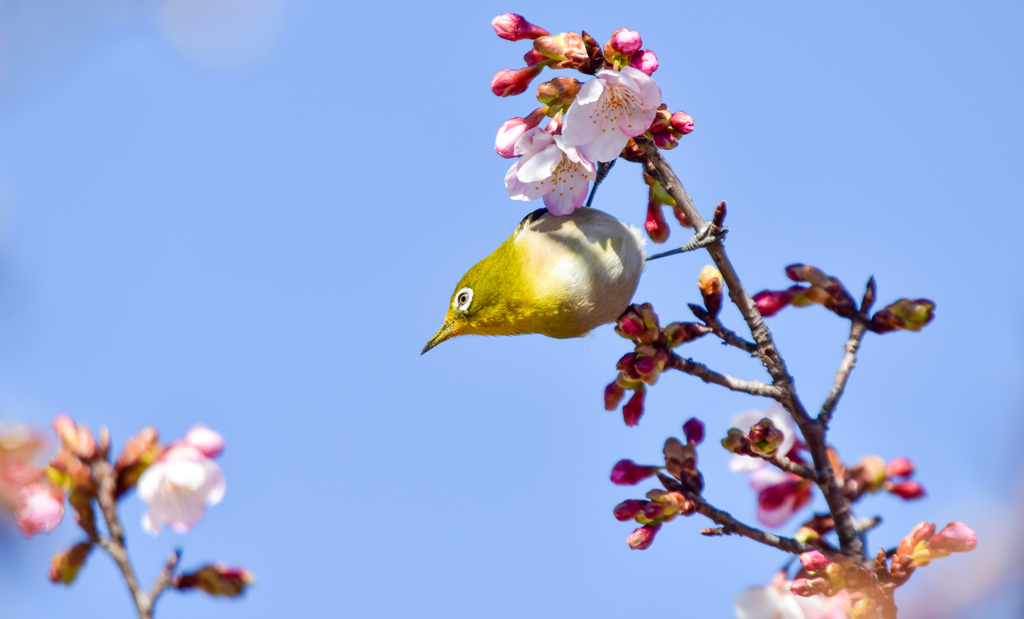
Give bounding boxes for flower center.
[596,84,645,130]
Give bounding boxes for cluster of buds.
[722,417,786,457]
[888,521,977,580]
[612,419,705,549]
[639,169,692,242]
[602,28,658,75]
[753,266,936,334]
[646,104,695,150]
[837,454,925,502]
[604,303,711,426]
[791,550,887,616]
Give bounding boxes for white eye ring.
[453,287,473,311]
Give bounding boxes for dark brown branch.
[708,318,759,354]
[752,451,820,482]
[668,353,781,398]
[634,136,865,560]
[819,319,868,428]
[687,492,824,556]
[90,460,153,619]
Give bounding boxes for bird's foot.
[645,222,728,261]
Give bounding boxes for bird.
[422,207,646,354]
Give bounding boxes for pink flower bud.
[888,481,926,500]
[683,418,705,445]
[495,118,530,158]
[17,483,65,538]
[721,428,748,454]
[613,499,648,521]
[698,266,724,317]
[184,425,224,458]
[626,523,661,550]
[175,565,256,597]
[604,380,626,411]
[618,387,643,426]
[671,111,694,135]
[663,322,710,347]
[649,104,672,133]
[523,49,548,67]
[651,130,678,150]
[634,355,657,376]
[753,287,799,317]
[791,577,828,597]
[491,14,549,41]
[800,550,832,573]
[886,457,915,479]
[928,522,977,554]
[629,50,658,75]
[645,200,670,243]
[491,66,545,97]
[53,415,96,461]
[533,33,587,64]
[610,459,659,485]
[609,29,643,56]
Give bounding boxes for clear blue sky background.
[0,1,1021,617]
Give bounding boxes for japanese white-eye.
[422,207,645,354]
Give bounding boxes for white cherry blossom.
[735,571,851,619]
[504,127,595,216]
[561,66,662,163]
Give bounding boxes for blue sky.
[0,1,1021,617]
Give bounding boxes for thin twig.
[686,492,824,556]
[149,551,181,610]
[634,135,865,560]
[90,460,153,619]
[708,319,759,354]
[585,160,616,207]
[819,319,867,428]
[668,353,781,398]
[751,451,820,482]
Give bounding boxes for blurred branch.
[634,135,865,560]
[753,451,820,482]
[687,491,824,556]
[819,318,868,428]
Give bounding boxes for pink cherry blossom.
[504,127,595,215]
[751,466,812,527]
[183,425,225,458]
[495,118,531,158]
[137,441,225,535]
[729,404,796,473]
[561,67,662,163]
[735,572,851,619]
[17,482,65,538]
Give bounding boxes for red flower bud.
[683,418,705,445]
[626,523,661,550]
[629,50,658,75]
[622,390,646,426]
[888,481,926,500]
[650,130,678,150]
[649,104,672,133]
[799,550,832,573]
[175,565,256,597]
[753,287,800,317]
[604,380,626,411]
[610,459,659,485]
[663,322,710,347]
[491,14,549,41]
[491,66,545,97]
[645,200,669,244]
[886,457,915,479]
[608,29,643,56]
[634,355,657,376]
[671,111,694,135]
[613,499,648,521]
[791,577,828,597]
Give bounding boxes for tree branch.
[819,319,867,428]
[686,491,824,556]
[633,135,865,560]
[149,551,181,612]
[668,353,781,398]
[752,451,820,482]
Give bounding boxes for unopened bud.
[869,299,936,333]
[886,457,915,479]
[626,523,661,550]
[176,565,256,597]
[753,287,800,317]
[49,542,92,585]
[649,104,672,133]
[928,522,977,555]
[645,200,669,243]
[651,130,679,150]
[535,77,582,112]
[615,309,645,339]
[53,415,96,461]
[888,481,926,500]
[610,459,659,485]
[748,418,784,455]
[671,111,694,135]
[604,380,626,411]
[622,388,645,426]
[68,490,96,537]
[491,66,545,97]
[698,266,724,317]
[114,427,160,497]
[663,322,710,347]
[492,14,549,41]
[523,48,548,67]
[664,437,697,481]
[495,118,530,158]
[609,29,642,56]
[852,455,888,491]
[533,32,586,64]
[721,428,748,454]
[629,50,658,75]
[683,418,705,445]
[800,550,832,574]
[613,499,648,521]
[791,577,828,597]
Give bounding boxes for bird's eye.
[454,287,473,311]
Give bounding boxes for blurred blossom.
[137,426,226,535]
[16,482,64,537]
[735,571,851,619]
[729,404,795,472]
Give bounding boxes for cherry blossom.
[735,572,851,619]
[504,127,595,215]
[137,426,226,535]
[16,482,65,537]
[561,66,661,163]
[751,466,812,527]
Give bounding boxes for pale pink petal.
[513,127,554,157]
[184,425,224,458]
[136,462,165,501]
[576,128,630,165]
[735,585,782,619]
[164,460,207,491]
[729,454,765,472]
[142,509,164,536]
[505,160,549,201]
[542,181,588,215]
[574,76,604,105]
[200,460,226,505]
[553,136,595,175]
[164,496,208,533]
[516,143,562,182]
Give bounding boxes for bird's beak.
[421,321,457,355]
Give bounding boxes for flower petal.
[165,460,207,491]
[505,160,548,201]
[757,493,798,527]
[574,76,604,106]
[136,462,165,501]
[734,585,782,619]
[201,460,226,505]
[577,128,630,164]
[516,143,561,183]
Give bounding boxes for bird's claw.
[678,222,727,253]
